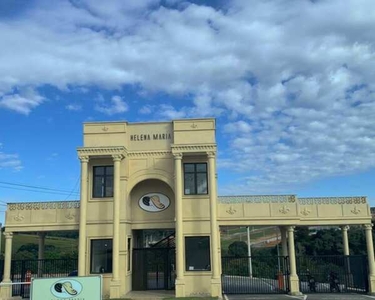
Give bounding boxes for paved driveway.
[225,293,375,300]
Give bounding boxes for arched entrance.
[129,179,176,291]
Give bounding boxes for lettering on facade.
[130,133,172,141]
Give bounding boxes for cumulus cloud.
[1,0,375,192]
[0,88,44,115]
[0,147,22,171]
[95,95,128,115]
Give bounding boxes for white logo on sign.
[50,279,83,298]
[139,193,170,212]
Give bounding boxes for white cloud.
[0,147,22,171]
[66,104,82,111]
[0,88,44,115]
[1,0,375,192]
[95,95,128,115]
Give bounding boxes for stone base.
[288,275,302,296]
[175,279,185,297]
[109,280,121,299]
[0,284,13,300]
[368,275,375,294]
[211,278,222,297]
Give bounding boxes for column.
[280,226,288,290]
[78,156,89,276]
[287,226,301,295]
[280,226,288,257]
[208,152,221,296]
[110,154,123,298]
[341,225,350,256]
[364,224,375,294]
[38,232,46,277]
[0,232,13,298]
[174,153,185,297]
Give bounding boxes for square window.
[185,236,211,271]
[183,163,208,195]
[90,239,112,274]
[93,166,114,198]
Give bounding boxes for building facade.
[1,118,374,299]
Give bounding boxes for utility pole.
[247,226,253,278]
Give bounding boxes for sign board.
[139,193,170,212]
[31,275,102,300]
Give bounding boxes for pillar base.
[0,284,12,299]
[368,275,375,294]
[109,280,121,299]
[288,275,301,296]
[211,278,222,297]
[175,279,185,297]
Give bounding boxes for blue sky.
[1,0,375,223]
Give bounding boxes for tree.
[228,241,248,257]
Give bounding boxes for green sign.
[31,275,102,300]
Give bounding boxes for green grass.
[0,233,78,258]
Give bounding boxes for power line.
[63,176,80,201]
[0,181,80,195]
[0,185,80,196]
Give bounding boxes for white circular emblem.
[50,279,83,298]
[139,193,170,212]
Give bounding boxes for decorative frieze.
[299,196,367,205]
[219,195,295,204]
[8,201,80,211]
[171,144,217,154]
[77,146,127,158]
[127,150,172,158]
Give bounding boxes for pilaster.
[174,153,185,296]
[287,226,301,295]
[78,155,89,276]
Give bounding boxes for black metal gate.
[297,255,368,294]
[132,247,175,291]
[222,256,290,294]
[10,258,78,298]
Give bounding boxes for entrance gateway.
[1,118,375,299]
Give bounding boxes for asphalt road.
[225,293,375,300]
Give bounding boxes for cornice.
[299,196,367,205]
[127,150,172,158]
[8,201,80,211]
[77,146,127,158]
[171,144,217,154]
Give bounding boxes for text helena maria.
[130,133,172,141]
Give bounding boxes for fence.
[0,258,78,298]
[221,255,289,294]
[296,255,368,293]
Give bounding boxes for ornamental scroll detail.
[65,211,76,220]
[219,195,296,204]
[13,212,24,222]
[351,206,361,215]
[300,208,311,216]
[226,206,237,215]
[299,197,367,205]
[279,206,290,214]
[8,201,80,211]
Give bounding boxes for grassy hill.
[0,233,78,259]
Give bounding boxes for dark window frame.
[185,236,211,272]
[127,237,131,272]
[90,238,113,274]
[183,163,208,195]
[92,165,114,198]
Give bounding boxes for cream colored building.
[1,118,374,299]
